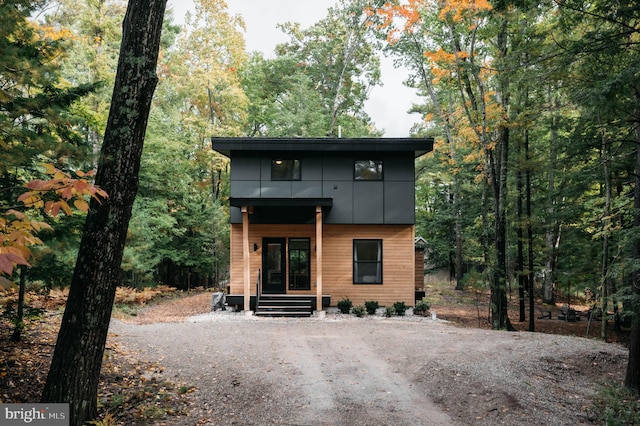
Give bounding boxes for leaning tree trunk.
[41,1,167,424]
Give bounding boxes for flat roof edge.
[211,137,434,158]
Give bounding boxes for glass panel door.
[262,238,286,293]
[289,238,310,290]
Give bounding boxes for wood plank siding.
[229,223,416,307]
[415,248,425,290]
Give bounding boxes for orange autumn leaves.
[371,0,502,174]
[0,165,107,287]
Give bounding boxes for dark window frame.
[272,158,301,181]
[354,159,383,181]
[353,239,383,284]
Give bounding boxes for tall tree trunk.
[41,1,167,425]
[544,88,559,304]
[600,125,611,341]
[489,18,512,331]
[491,128,512,330]
[525,128,535,332]
[625,87,640,391]
[517,132,526,322]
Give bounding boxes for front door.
[262,238,286,293]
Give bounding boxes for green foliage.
[364,300,379,315]
[337,297,353,314]
[414,300,430,315]
[384,306,395,317]
[0,1,98,175]
[591,382,640,426]
[244,0,382,138]
[2,302,45,322]
[352,305,366,317]
[393,301,407,316]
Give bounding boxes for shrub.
[337,298,353,314]
[384,306,395,317]
[352,305,366,317]
[591,382,640,425]
[414,300,430,315]
[393,301,407,316]
[364,300,379,315]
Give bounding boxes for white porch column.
[315,206,324,316]
[242,206,252,314]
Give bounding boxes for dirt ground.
[110,291,628,425]
[1,288,631,425]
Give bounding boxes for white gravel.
[109,310,628,425]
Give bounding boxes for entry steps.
[255,295,312,317]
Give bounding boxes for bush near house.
[413,299,430,316]
[352,305,365,317]
[364,300,379,315]
[337,298,353,314]
[393,301,407,316]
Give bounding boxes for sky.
[167,0,420,137]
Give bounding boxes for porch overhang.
[230,197,333,208]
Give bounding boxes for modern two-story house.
[211,137,433,316]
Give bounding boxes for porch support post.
[242,206,252,314]
[315,206,324,316]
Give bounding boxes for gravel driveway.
[110,311,628,425]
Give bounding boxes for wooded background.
[2,0,640,413]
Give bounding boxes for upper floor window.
[354,160,383,180]
[272,159,301,180]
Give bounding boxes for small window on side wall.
[354,160,383,180]
[353,239,382,284]
[272,159,301,180]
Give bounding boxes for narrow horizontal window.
[272,159,301,180]
[353,239,382,284]
[354,160,383,180]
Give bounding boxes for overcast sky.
[167,0,420,137]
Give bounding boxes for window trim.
[354,159,383,181]
[271,158,301,181]
[353,239,383,284]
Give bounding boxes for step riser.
[256,295,313,317]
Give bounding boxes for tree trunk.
[600,124,611,341]
[10,265,27,342]
[489,19,513,331]
[526,128,535,332]
[41,1,167,425]
[544,88,559,305]
[625,88,640,390]
[517,133,525,322]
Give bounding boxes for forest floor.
[0,282,634,425]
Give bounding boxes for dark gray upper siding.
[211,138,434,225]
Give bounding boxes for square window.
[354,160,383,180]
[272,159,301,180]
[353,239,382,284]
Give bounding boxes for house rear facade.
[211,137,433,314]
